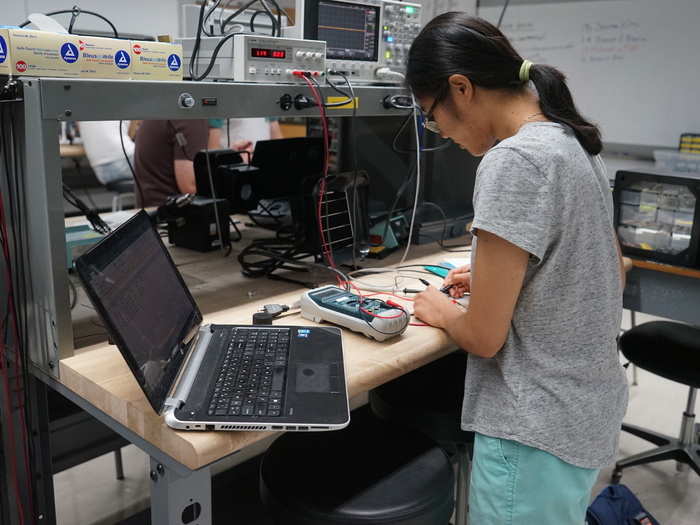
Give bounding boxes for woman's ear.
[448,74,473,102]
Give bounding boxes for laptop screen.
[75,211,203,413]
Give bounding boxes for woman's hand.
[414,286,462,328]
[444,264,471,298]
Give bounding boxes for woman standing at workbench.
[411,13,628,524]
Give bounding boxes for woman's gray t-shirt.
[461,122,629,469]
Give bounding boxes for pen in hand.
[419,278,454,295]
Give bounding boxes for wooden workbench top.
[57,232,661,471]
[60,143,86,158]
[630,257,700,279]
[60,247,461,471]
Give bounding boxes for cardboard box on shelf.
[130,40,183,81]
[0,28,11,76]
[7,28,82,77]
[79,36,132,79]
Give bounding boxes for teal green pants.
[468,433,599,525]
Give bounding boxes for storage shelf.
[35,77,410,121]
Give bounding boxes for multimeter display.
[314,288,340,299]
[251,48,286,59]
[314,289,388,317]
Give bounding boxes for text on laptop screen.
[78,213,200,407]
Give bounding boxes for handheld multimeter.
[300,285,409,342]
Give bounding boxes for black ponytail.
[528,64,602,155]
[406,12,602,155]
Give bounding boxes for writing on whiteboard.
[499,21,576,63]
[581,19,647,63]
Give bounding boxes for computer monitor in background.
[337,116,479,245]
[251,137,324,199]
[193,149,261,214]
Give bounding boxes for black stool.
[613,321,700,482]
[260,409,455,525]
[369,351,474,525]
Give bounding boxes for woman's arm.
[414,229,529,358]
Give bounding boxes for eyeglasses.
[421,85,448,134]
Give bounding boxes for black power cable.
[238,239,351,287]
[256,0,279,35]
[221,0,282,35]
[497,0,512,28]
[378,159,415,249]
[190,31,239,81]
[229,217,242,242]
[19,6,119,38]
[191,0,286,81]
[202,0,225,36]
[307,74,355,108]
[249,10,276,36]
[62,183,111,235]
[420,201,470,252]
[119,120,144,207]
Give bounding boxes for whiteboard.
[479,0,700,148]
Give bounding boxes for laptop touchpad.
[295,363,332,393]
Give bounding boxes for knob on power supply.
[178,93,195,109]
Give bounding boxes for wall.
[479,0,700,148]
[3,0,181,38]
[3,1,479,40]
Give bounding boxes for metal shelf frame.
[16,77,409,379]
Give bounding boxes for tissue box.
[7,28,81,77]
[79,36,132,79]
[0,28,11,76]
[130,40,183,81]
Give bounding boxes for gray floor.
[53,310,700,524]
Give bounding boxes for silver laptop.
[75,211,350,432]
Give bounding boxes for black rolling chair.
[260,409,455,525]
[613,321,700,483]
[369,351,474,525]
[105,179,135,211]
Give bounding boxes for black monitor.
[304,0,380,62]
[193,149,261,213]
[251,137,324,198]
[338,116,479,244]
[613,170,700,268]
[193,149,243,200]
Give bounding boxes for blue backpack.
[586,484,660,525]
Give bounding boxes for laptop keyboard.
[208,328,290,418]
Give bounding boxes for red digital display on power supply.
[251,48,286,59]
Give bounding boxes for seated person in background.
[133,120,212,207]
[209,117,283,158]
[78,121,134,185]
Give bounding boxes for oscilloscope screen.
[317,0,380,61]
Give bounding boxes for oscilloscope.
[293,0,423,84]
